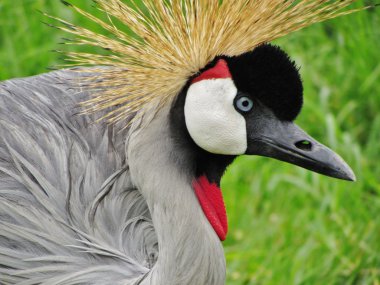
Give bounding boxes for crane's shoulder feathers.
[0,71,157,284]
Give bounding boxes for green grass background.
[1,1,379,284]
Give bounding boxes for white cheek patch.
[184,78,247,155]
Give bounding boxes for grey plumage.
[0,70,152,284]
[0,70,225,285]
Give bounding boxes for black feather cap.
[224,44,304,121]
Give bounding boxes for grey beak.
[246,120,356,181]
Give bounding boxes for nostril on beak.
[295,140,313,151]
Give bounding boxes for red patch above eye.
[192,59,232,84]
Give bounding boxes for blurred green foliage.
[0,1,379,284]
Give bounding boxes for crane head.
[180,44,355,182]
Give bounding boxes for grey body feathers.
[0,71,156,284]
[0,70,226,285]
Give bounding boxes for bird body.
[0,70,226,284]
[0,70,153,284]
[0,1,370,284]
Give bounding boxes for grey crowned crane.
[0,1,368,284]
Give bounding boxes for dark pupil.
[242,100,249,107]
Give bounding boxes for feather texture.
[50,0,367,124]
[0,70,158,284]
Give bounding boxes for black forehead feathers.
[224,44,303,121]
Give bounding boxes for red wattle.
[193,175,228,241]
[192,59,232,84]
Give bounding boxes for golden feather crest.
[54,0,365,124]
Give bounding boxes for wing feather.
[0,70,157,284]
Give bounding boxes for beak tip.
[346,171,357,182]
[339,166,356,182]
[329,153,356,182]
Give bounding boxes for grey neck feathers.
[127,104,226,285]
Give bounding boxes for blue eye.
[235,96,253,112]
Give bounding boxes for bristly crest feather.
[51,0,366,125]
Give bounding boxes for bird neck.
[127,105,226,285]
